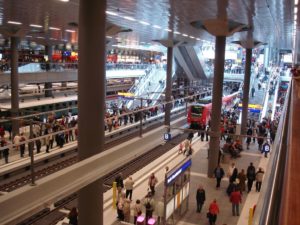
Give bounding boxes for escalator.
[174,46,208,81]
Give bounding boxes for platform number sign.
[164,133,171,141]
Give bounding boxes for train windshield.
[197,97,212,104]
[191,105,203,115]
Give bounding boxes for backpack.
[145,200,151,209]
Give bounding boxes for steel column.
[10,36,20,137]
[208,36,226,177]
[241,48,252,135]
[77,0,106,224]
[165,47,173,131]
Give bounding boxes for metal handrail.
[253,80,292,225]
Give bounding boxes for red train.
[187,92,239,128]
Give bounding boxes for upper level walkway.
[0,63,152,85]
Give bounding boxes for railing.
[0,62,154,73]
[252,80,293,224]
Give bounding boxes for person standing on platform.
[133,199,142,224]
[262,141,270,158]
[115,173,124,194]
[228,163,238,183]
[247,162,256,193]
[148,173,158,196]
[255,168,265,192]
[123,199,131,222]
[0,138,9,164]
[208,199,220,225]
[214,164,225,189]
[19,133,26,158]
[156,197,165,224]
[196,185,206,213]
[246,127,253,150]
[125,176,134,200]
[237,169,247,192]
[144,192,155,222]
[13,133,20,152]
[68,207,78,225]
[230,188,242,216]
[251,87,256,98]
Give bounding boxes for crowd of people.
[114,172,166,224]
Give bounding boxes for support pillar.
[165,47,173,131]
[45,45,53,97]
[208,36,226,177]
[77,0,106,225]
[241,48,252,135]
[44,82,53,97]
[10,36,20,137]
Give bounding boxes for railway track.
[0,108,186,193]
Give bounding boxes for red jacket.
[230,191,242,204]
[209,202,220,215]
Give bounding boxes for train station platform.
[53,134,270,225]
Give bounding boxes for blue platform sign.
[164,133,171,141]
[166,159,192,185]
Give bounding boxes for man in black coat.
[214,164,225,189]
[196,185,206,213]
[247,162,256,193]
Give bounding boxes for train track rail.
[0,108,186,193]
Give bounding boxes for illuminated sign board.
[166,159,192,185]
[117,92,135,97]
[238,103,263,110]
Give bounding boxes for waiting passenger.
[144,192,155,222]
[68,207,78,225]
[125,176,134,200]
[133,199,142,224]
[115,173,124,193]
[0,138,9,164]
[148,173,158,196]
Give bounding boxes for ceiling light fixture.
[139,21,150,26]
[295,0,299,5]
[174,31,181,34]
[59,0,69,2]
[49,27,60,30]
[295,14,297,20]
[153,25,161,29]
[7,20,22,25]
[189,36,195,39]
[123,16,136,21]
[37,36,45,39]
[30,24,42,28]
[182,33,188,37]
[196,38,201,41]
[106,36,112,39]
[164,28,172,32]
[106,11,118,16]
[25,35,32,38]
[65,29,75,33]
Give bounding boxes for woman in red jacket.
[208,199,220,225]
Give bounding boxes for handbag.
[207,212,211,218]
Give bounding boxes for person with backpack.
[262,141,270,158]
[144,192,155,222]
[247,162,256,193]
